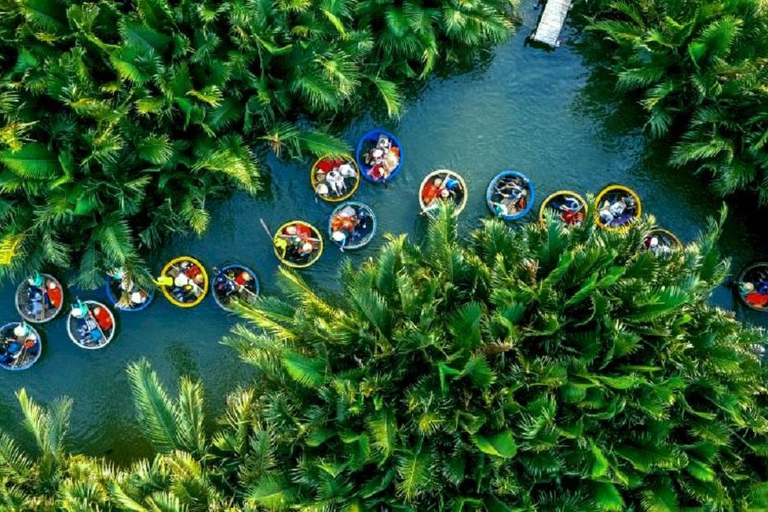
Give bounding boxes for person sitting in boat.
[326,169,346,196]
[365,135,399,181]
[71,303,103,345]
[600,196,627,225]
[645,235,672,257]
[298,241,315,259]
[554,196,583,225]
[368,162,386,181]
[741,281,768,308]
[215,272,237,297]
[181,263,205,290]
[172,274,199,302]
[491,179,528,216]
[129,291,148,307]
[113,268,149,308]
[442,175,462,200]
[1,329,23,367]
[234,271,253,288]
[43,278,62,309]
[27,272,44,292]
[92,306,113,331]
[286,223,311,240]
[497,178,524,197]
[331,206,361,245]
[339,163,357,180]
[24,272,45,317]
[26,286,44,319]
[382,147,399,174]
[377,134,392,152]
[422,178,443,206]
[1,323,36,366]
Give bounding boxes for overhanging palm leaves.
[0,0,515,286]
[585,0,768,205]
[0,204,767,509]
[218,204,768,510]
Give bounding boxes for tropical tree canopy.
[0,0,514,286]
[2,206,767,510]
[584,0,768,205]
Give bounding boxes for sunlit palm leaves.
[586,0,768,204]
[217,204,768,510]
[0,205,766,509]
[0,0,514,286]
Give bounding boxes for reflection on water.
[1,3,766,462]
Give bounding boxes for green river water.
[1,6,767,462]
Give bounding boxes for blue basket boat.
[106,271,155,312]
[486,171,535,221]
[212,264,260,312]
[0,322,42,371]
[355,130,403,184]
[328,202,377,250]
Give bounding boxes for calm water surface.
[2,6,767,462]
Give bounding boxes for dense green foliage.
[2,207,768,510]
[0,0,513,286]
[584,0,768,204]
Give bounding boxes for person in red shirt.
[294,223,312,239]
[45,279,62,308]
[234,271,252,287]
[746,291,768,308]
[183,263,201,279]
[421,178,443,206]
[561,209,574,224]
[92,306,113,331]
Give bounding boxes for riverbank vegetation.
[2,207,767,510]
[582,0,768,205]
[0,0,514,287]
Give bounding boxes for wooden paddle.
[276,233,321,243]
[11,346,28,368]
[259,218,272,238]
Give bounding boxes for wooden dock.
[530,0,572,48]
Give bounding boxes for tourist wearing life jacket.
[234,271,251,287]
[422,178,443,206]
[92,306,113,331]
[46,278,62,308]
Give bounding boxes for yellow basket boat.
[310,155,361,203]
[273,221,324,269]
[157,256,209,308]
[595,185,642,230]
[539,190,588,226]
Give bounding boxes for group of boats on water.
[3,129,767,371]
[1,260,260,371]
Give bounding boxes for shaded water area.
[1,3,767,462]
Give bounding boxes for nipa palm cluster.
[0,0,514,287]
[2,205,767,510]
[222,205,768,510]
[586,0,768,204]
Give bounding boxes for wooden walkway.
[530,0,572,48]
